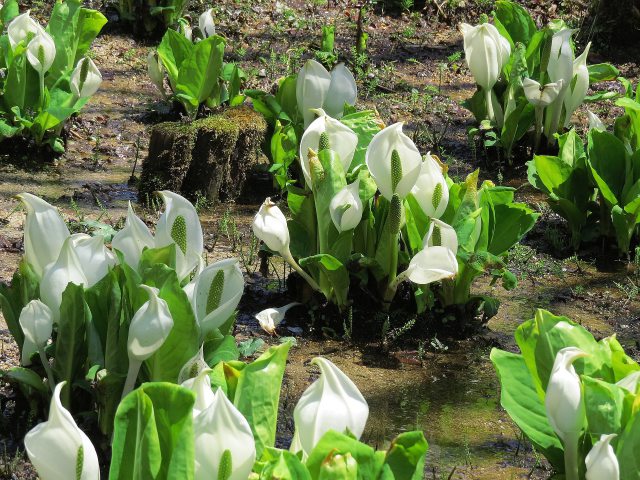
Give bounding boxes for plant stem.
[485,87,495,124]
[563,434,580,480]
[383,269,407,307]
[38,348,56,394]
[281,249,322,293]
[534,106,543,152]
[121,359,141,400]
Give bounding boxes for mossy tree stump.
[139,106,267,203]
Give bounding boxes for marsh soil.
[2,0,640,478]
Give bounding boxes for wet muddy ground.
[2,0,640,478]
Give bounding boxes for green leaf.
[582,376,628,436]
[139,244,177,274]
[176,35,225,117]
[494,0,537,47]
[3,366,48,395]
[257,448,311,480]
[616,406,640,480]
[487,202,538,255]
[588,129,628,203]
[587,63,620,83]
[203,334,240,366]
[110,383,195,480]
[383,431,428,480]
[52,283,89,409]
[299,254,350,308]
[232,342,292,458]
[340,111,382,169]
[490,348,565,471]
[157,29,194,90]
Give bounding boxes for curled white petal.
[296,59,331,128]
[252,198,290,254]
[127,285,174,362]
[329,180,363,233]
[404,245,458,285]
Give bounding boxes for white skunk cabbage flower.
[587,111,606,131]
[366,123,422,201]
[178,345,209,384]
[296,59,332,128]
[411,153,449,218]
[192,258,244,336]
[323,63,358,120]
[299,109,358,187]
[19,300,53,367]
[545,347,588,442]
[24,382,100,480]
[181,368,215,417]
[616,370,640,393]
[7,11,44,49]
[403,245,458,285]
[292,357,369,458]
[423,219,458,254]
[155,191,204,281]
[17,193,70,278]
[563,43,592,127]
[586,434,619,480]
[26,31,56,75]
[70,234,116,287]
[252,198,290,255]
[70,58,102,99]
[460,22,510,91]
[147,51,166,96]
[194,389,256,480]
[111,201,155,271]
[256,302,301,335]
[127,285,174,362]
[523,78,564,107]
[547,28,575,90]
[198,8,216,38]
[40,237,88,323]
[179,18,193,41]
[329,180,363,232]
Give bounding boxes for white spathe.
[522,78,564,108]
[198,8,216,38]
[19,300,53,367]
[17,193,70,278]
[7,11,45,49]
[296,59,332,128]
[423,219,458,254]
[365,123,422,200]
[127,285,174,362]
[411,152,449,218]
[147,51,166,96]
[26,31,56,74]
[70,234,116,287]
[155,191,204,281]
[181,368,215,417]
[404,245,458,285]
[329,180,363,232]
[111,201,155,271]
[252,198,290,254]
[323,63,358,119]
[299,110,358,187]
[24,382,100,480]
[460,22,510,91]
[563,43,592,127]
[545,347,588,442]
[616,370,640,393]
[70,58,102,99]
[547,28,576,88]
[585,434,619,480]
[192,258,244,336]
[587,110,606,131]
[292,357,369,457]
[256,302,301,335]
[194,389,256,480]
[40,237,88,323]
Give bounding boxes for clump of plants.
[147,9,246,119]
[461,1,619,163]
[492,309,640,480]
[527,83,640,254]
[251,101,538,326]
[0,0,107,153]
[113,0,189,38]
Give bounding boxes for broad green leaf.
[611,204,633,253]
[383,431,428,480]
[203,334,240,367]
[494,0,537,47]
[233,342,292,458]
[299,254,350,308]
[157,29,193,90]
[0,259,39,353]
[616,405,640,480]
[110,383,195,480]
[490,348,565,471]
[588,129,628,202]
[176,35,225,117]
[340,110,383,169]
[488,203,538,255]
[588,63,620,83]
[257,448,311,480]
[582,376,628,436]
[52,283,89,409]
[3,366,48,395]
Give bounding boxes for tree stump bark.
[139,106,267,203]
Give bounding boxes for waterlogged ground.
[2,1,640,478]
